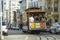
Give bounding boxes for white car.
[50,22,60,34]
[2,21,8,35]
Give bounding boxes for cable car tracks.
[39,35,60,40]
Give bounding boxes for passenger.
[34,16,39,20]
[29,14,34,23]
[39,14,42,21]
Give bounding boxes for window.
[2,19,7,25]
[28,0,38,8]
[54,4,58,12]
[40,6,42,10]
[34,1,38,7]
[54,0,58,12]
[2,22,6,25]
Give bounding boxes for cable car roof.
[25,7,45,12]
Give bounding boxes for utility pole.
[58,0,60,22]
[26,0,28,9]
[1,0,4,40]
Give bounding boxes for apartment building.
[20,0,46,14]
[2,0,9,24]
[47,0,58,22]
[2,0,20,25]
[19,0,60,23]
[9,0,20,25]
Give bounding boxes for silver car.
[50,22,60,34]
[11,24,19,30]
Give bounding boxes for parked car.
[50,22,60,34]
[2,21,8,35]
[45,21,51,32]
[8,24,12,30]
[11,24,19,30]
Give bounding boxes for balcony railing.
[28,1,39,8]
[28,1,45,11]
[20,0,45,12]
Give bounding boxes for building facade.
[20,0,59,23]
[9,0,20,24]
[46,0,58,23]
[20,0,46,14]
[9,0,20,25]
[2,0,20,26]
[2,0,9,24]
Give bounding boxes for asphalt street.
[4,34,60,40]
[7,30,22,35]
[3,30,60,40]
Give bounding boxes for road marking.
[43,35,56,40]
[37,37,40,40]
[50,35,60,39]
[40,36,48,40]
[1,35,4,40]
[25,36,28,40]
